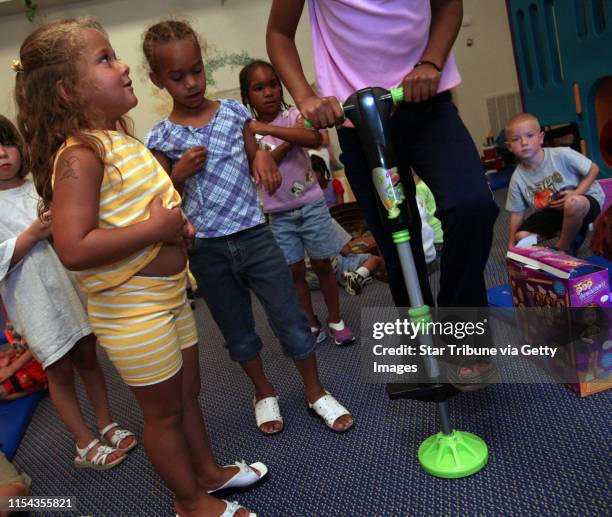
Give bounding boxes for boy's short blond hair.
[505,112,541,137]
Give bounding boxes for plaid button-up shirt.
[146,99,264,238]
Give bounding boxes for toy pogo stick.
[309,87,488,478]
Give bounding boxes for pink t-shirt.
[307,0,461,103]
[259,107,324,213]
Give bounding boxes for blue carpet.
[10,188,611,517]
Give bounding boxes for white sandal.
[208,460,269,494]
[308,390,353,432]
[74,438,126,470]
[175,500,256,517]
[220,499,257,517]
[99,422,137,452]
[253,396,283,435]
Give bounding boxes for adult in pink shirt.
[267,0,499,309]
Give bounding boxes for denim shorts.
[269,197,341,265]
[188,224,317,363]
[336,253,370,281]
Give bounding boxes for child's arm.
[507,211,525,248]
[243,124,282,195]
[52,146,186,271]
[332,178,345,205]
[0,350,32,384]
[250,119,322,149]
[9,212,52,268]
[151,148,206,195]
[549,163,600,209]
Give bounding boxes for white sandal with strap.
[208,460,268,494]
[99,422,137,452]
[175,500,256,517]
[74,438,126,470]
[220,500,257,517]
[308,390,354,432]
[253,396,283,435]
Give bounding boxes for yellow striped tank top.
[53,131,181,293]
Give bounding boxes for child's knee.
[515,230,534,240]
[310,257,334,275]
[563,195,588,216]
[149,407,184,429]
[141,395,184,426]
[369,255,384,270]
[71,346,100,372]
[45,359,74,385]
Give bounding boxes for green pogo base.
[418,430,488,478]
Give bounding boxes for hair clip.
[11,59,24,73]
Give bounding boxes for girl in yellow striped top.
[15,19,262,517]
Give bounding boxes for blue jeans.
[189,224,317,362]
[269,197,340,264]
[338,91,500,307]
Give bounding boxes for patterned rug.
[12,189,610,517]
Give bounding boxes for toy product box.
[506,247,611,396]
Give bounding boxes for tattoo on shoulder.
[58,156,79,181]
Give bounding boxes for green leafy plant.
[23,0,37,22]
[204,51,253,88]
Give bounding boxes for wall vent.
[486,91,522,136]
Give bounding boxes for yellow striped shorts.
[87,269,198,387]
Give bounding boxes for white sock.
[355,266,369,279]
[328,320,345,331]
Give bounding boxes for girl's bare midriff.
[137,242,187,276]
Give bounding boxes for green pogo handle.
[303,87,404,129]
[303,104,345,129]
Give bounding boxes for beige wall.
[0,0,519,149]
[0,0,315,139]
[454,0,521,147]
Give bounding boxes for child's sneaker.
[342,271,369,296]
[328,320,355,346]
[310,318,327,344]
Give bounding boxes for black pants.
[337,91,499,308]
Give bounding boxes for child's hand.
[148,197,186,244]
[249,120,269,136]
[549,189,575,209]
[252,150,282,195]
[182,219,195,249]
[27,211,52,241]
[174,146,207,182]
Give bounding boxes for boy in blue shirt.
[505,113,604,254]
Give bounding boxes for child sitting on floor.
[311,153,344,208]
[413,171,444,257]
[505,113,604,255]
[332,219,384,295]
[0,452,31,517]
